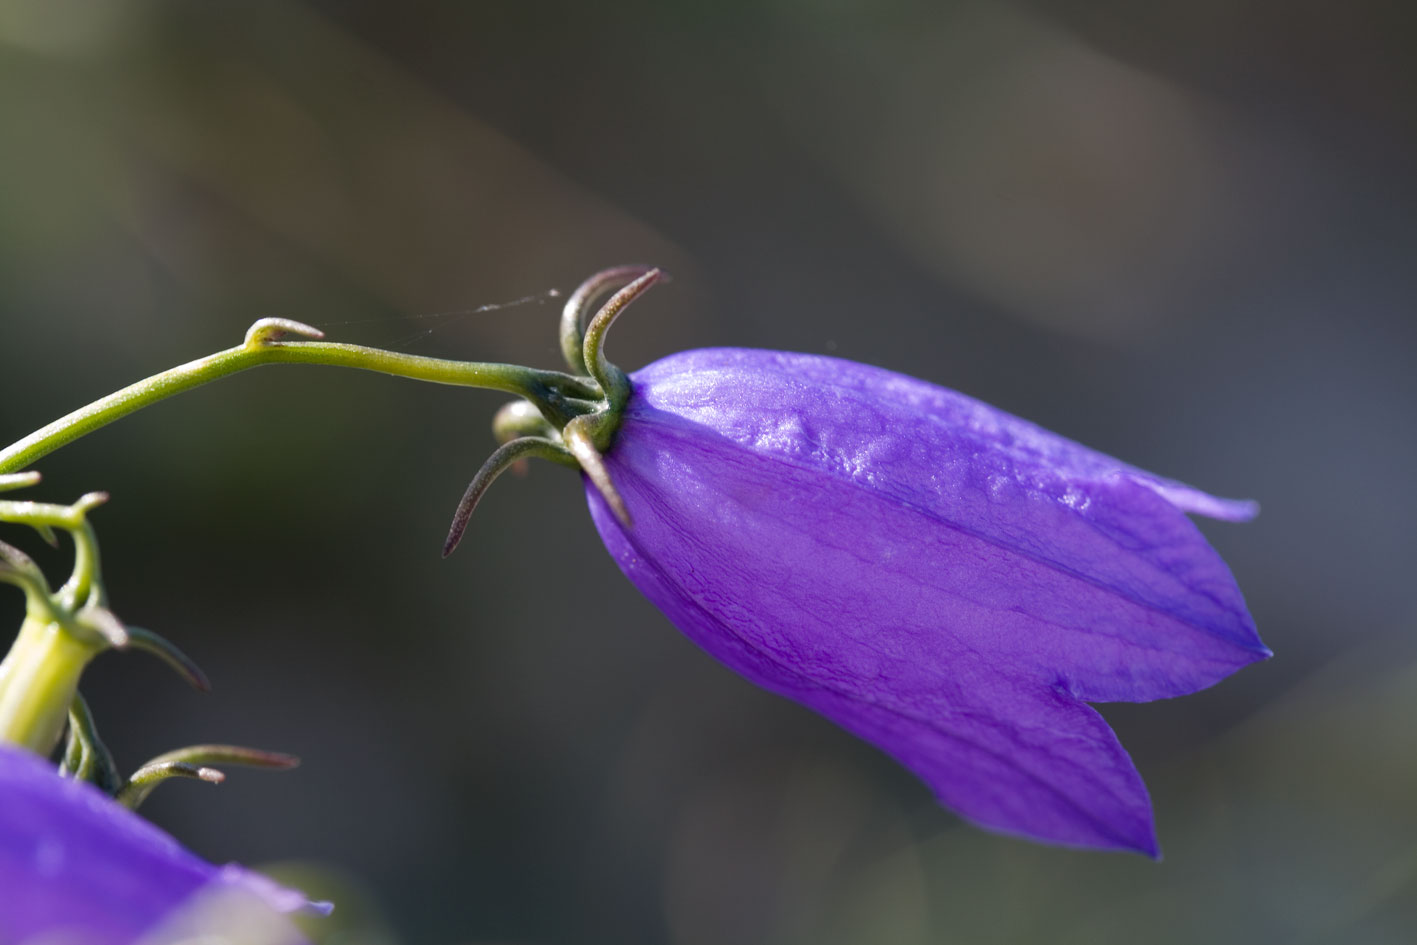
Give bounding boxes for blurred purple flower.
[587,348,1269,856]
[0,744,326,944]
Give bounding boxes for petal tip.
[1231,637,1273,664]
[1099,816,1161,860]
[964,805,1162,859]
[1223,498,1261,522]
[1149,481,1260,522]
[1099,818,1161,860]
[1135,825,1163,861]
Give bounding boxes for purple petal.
[586,348,1268,853]
[0,744,325,945]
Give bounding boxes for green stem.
[0,492,109,610]
[0,613,101,753]
[0,325,601,476]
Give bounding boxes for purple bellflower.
[446,267,1269,857]
[586,348,1266,856]
[0,743,324,945]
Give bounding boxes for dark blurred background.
[2,1,1415,942]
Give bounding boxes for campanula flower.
[0,743,325,944]
[583,347,1268,856]
[443,267,1268,858]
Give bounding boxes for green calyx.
[441,265,662,555]
[0,486,120,754]
[0,481,298,806]
[0,483,208,754]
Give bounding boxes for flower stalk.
[0,613,101,753]
[0,490,117,752]
[0,317,603,477]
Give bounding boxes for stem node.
[243,318,326,348]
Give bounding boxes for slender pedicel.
[0,321,600,477]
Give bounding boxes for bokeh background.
[2,1,1415,942]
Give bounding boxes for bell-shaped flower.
[436,268,1269,857]
[583,349,1267,857]
[0,743,325,944]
